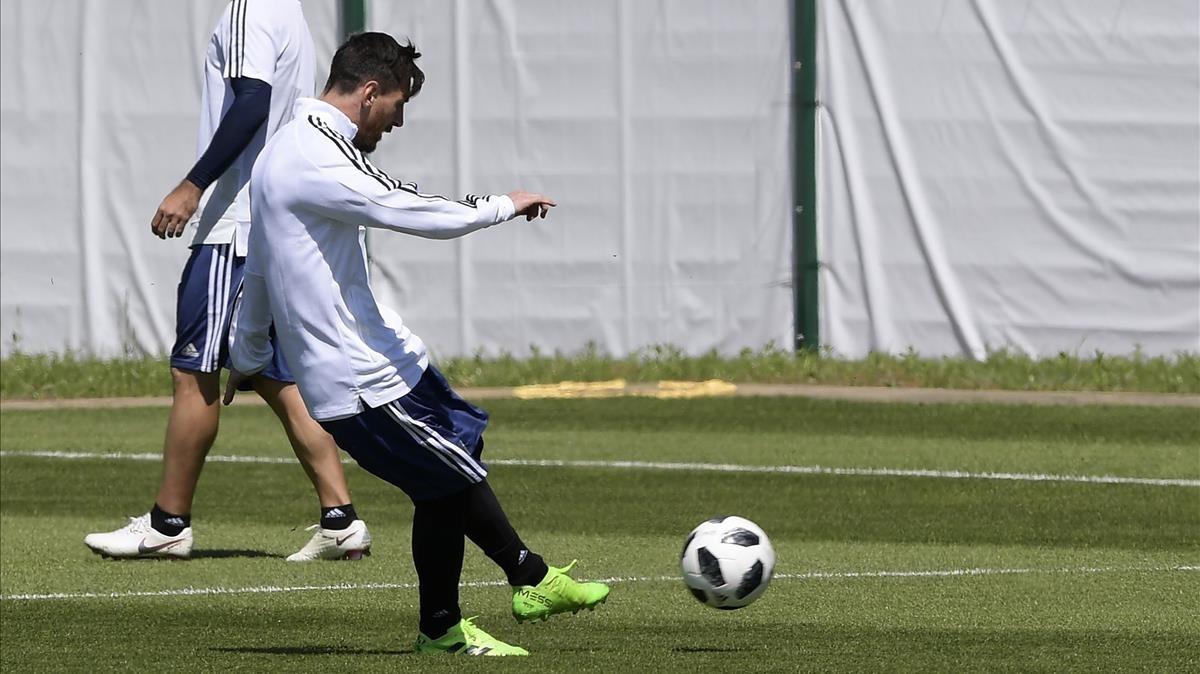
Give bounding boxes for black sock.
[463,481,549,587]
[321,503,358,530]
[150,503,190,537]
[412,491,467,638]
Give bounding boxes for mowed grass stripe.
[5,564,1196,602]
[5,397,1198,444]
[4,456,1194,551]
[2,399,1197,672]
[2,450,1196,488]
[5,400,1196,479]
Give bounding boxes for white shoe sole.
[286,547,371,562]
[85,545,190,560]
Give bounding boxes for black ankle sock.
[150,503,190,536]
[421,608,461,640]
[413,492,467,638]
[321,503,358,530]
[487,536,549,587]
[463,481,549,587]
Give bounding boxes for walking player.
[85,0,371,561]
[224,33,609,655]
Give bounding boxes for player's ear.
[361,80,381,106]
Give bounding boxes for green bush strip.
[2,344,1197,399]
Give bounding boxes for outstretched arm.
[308,179,555,239]
[295,132,555,238]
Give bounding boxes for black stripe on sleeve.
[307,116,480,208]
[319,118,403,190]
[404,183,462,205]
[308,116,391,190]
[312,117,426,196]
[310,118,396,187]
[312,117,396,188]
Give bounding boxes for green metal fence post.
[340,0,365,37]
[792,0,819,352]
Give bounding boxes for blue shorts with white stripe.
[319,365,489,502]
[170,243,292,382]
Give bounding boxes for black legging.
[412,480,549,638]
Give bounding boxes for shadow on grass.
[212,646,410,656]
[190,549,283,560]
[88,549,282,561]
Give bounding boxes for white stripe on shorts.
[200,244,235,372]
[200,246,221,371]
[386,402,488,482]
[382,401,486,483]
[380,402,474,481]
[214,245,235,369]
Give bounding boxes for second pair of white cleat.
[83,514,372,562]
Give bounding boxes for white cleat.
[286,519,372,561]
[84,513,193,559]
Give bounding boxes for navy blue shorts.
[170,243,292,382]
[319,366,489,502]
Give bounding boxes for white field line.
[1,449,1198,488]
[3,565,1197,603]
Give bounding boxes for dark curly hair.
[323,32,424,98]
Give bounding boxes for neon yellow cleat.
[414,617,529,656]
[512,560,611,623]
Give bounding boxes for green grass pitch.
[1,397,1197,672]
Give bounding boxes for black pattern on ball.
[680,531,696,560]
[721,528,760,547]
[688,587,708,604]
[735,560,764,599]
[697,547,724,586]
[706,515,730,523]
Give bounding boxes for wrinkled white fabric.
[819,0,1200,358]
[0,0,793,359]
[0,0,342,357]
[361,0,794,357]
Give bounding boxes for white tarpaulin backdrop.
[0,0,343,357]
[0,0,793,359]
[818,0,1200,358]
[3,0,1197,360]
[361,0,792,358]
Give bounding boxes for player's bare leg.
[155,367,222,513]
[252,377,350,507]
[253,376,372,561]
[83,367,217,558]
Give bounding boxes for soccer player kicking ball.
[84,0,371,562]
[223,32,610,656]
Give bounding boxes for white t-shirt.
[188,0,314,255]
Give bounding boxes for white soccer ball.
[680,515,775,610]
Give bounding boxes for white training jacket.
[230,98,517,421]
